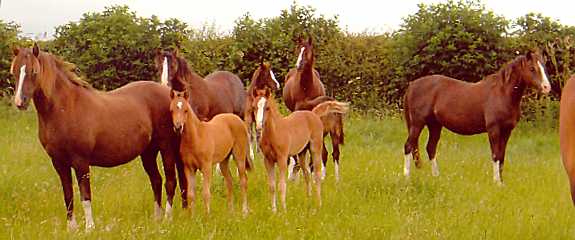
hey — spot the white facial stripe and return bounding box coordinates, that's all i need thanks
[10,59,15,75]
[161,57,168,86]
[537,61,550,87]
[296,47,305,67]
[15,65,26,103]
[176,101,183,109]
[270,70,280,88]
[256,97,267,128]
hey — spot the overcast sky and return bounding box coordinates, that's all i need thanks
[1,0,574,38]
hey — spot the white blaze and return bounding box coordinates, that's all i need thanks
[256,97,267,130]
[270,70,280,89]
[14,65,26,106]
[82,200,95,230]
[161,57,168,86]
[404,153,412,177]
[537,61,551,93]
[296,47,305,68]
[9,59,15,74]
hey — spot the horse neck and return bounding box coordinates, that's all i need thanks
[178,60,208,91]
[495,67,527,107]
[33,58,84,117]
[299,65,316,91]
[182,109,202,143]
[262,100,281,139]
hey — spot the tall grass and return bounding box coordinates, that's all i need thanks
[0,105,572,239]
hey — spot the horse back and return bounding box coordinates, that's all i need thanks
[204,71,247,118]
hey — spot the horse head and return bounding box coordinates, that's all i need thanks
[155,48,183,89]
[251,61,280,96]
[169,89,191,134]
[512,49,551,94]
[295,36,314,71]
[10,43,42,110]
[253,90,273,132]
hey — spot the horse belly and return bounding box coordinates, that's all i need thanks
[89,123,152,167]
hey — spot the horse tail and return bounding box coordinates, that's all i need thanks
[334,114,345,145]
[312,101,349,118]
[403,90,410,129]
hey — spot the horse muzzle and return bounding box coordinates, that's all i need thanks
[541,83,551,94]
[173,124,184,134]
[14,96,29,110]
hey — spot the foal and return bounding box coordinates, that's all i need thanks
[254,91,348,212]
[170,90,251,214]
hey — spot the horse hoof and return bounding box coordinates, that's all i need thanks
[67,219,79,232]
[85,222,95,232]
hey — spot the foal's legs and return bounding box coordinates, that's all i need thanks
[72,161,94,230]
[51,159,77,231]
[184,166,196,214]
[200,164,213,214]
[278,155,289,211]
[219,159,234,211]
[264,158,277,212]
[310,139,323,207]
[331,132,341,182]
[298,151,312,197]
[426,122,442,177]
[141,149,163,219]
[320,143,328,180]
[403,122,425,176]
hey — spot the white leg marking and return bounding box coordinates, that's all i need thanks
[215,163,222,175]
[164,201,173,218]
[270,70,280,89]
[537,61,551,93]
[255,97,267,130]
[154,202,162,219]
[334,162,340,182]
[161,57,168,85]
[321,163,326,180]
[404,153,412,177]
[431,158,439,176]
[287,157,296,181]
[296,47,305,68]
[67,215,79,231]
[249,142,255,160]
[493,161,502,185]
[14,65,26,106]
[82,200,95,230]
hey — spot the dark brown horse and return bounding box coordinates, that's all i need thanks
[559,75,575,205]
[403,50,551,184]
[154,49,246,121]
[244,62,280,156]
[10,44,181,231]
[282,37,345,181]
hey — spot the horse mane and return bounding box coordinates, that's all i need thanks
[45,53,93,89]
[482,55,528,85]
[172,55,203,91]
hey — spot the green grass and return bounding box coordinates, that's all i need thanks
[0,103,573,239]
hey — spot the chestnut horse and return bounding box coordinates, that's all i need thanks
[10,44,180,231]
[154,49,246,121]
[170,90,251,214]
[560,75,575,205]
[244,62,280,155]
[403,50,551,184]
[282,37,345,181]
[254,91,349,212]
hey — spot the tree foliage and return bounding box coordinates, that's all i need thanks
[0,21,21,97]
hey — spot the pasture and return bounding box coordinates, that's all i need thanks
[0,103,572,239]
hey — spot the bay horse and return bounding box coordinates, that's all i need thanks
[559,75,575,205]
[154,48,246,121]
[254,90,349,212]
[282,37,345,181]
[170,90,251,214]
[10,44,181,231]
[244,62,280,155]
[403,50,551,184]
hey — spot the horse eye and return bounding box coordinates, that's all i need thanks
[530,67,536,72]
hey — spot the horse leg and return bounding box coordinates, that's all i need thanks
[278,154,288,211]
[72,162,94,231]
[233,142,249,214]
[426,122,442,177]
[497,128,512,184]
[140,149,163,219]
[51,159,77,231]
[298,151,312,197]
[331,132,341,182]
[159,149,177,218]
[321,142,328,180]
[219,159,234,212]
[184,165,196,214]
[264,158,277,212]
[201,164,213,214]
[403,122,424,176]
[311,138,323,207]
[288,156,299,181]
[488,127,510,185]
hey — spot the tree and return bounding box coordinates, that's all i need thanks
[0,21,21,97]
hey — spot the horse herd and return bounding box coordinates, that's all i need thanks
[9,38,575,232]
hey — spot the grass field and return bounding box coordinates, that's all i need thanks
[0,103,573,239]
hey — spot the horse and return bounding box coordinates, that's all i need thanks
[170,90,251,214]
[282,37,346,181]
[154,48,246,121]
[244,62,280,155]
[559,75,575,205]
[403,50,551,184]
[10,44,181,231]
[253,90,349,212]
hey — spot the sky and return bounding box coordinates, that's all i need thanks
[1,0,575,39]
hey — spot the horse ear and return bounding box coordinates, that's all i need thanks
[170,89,175,99]
[32,43,40,57]
[12,46,19,56]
